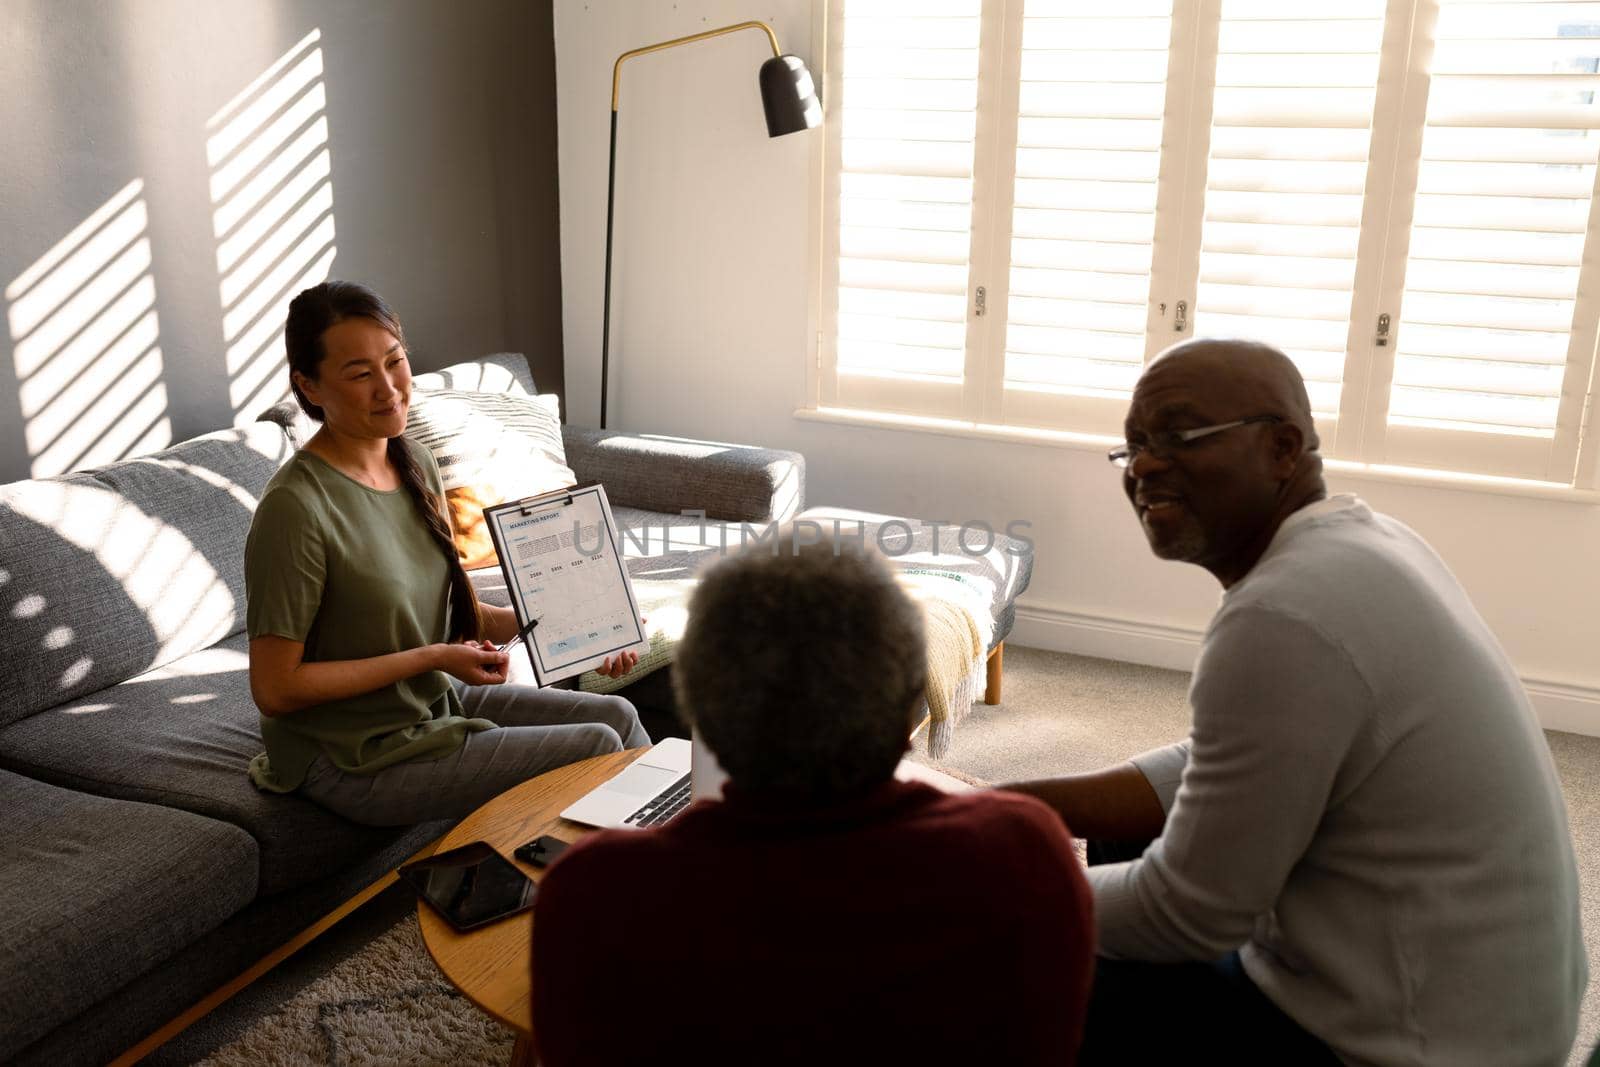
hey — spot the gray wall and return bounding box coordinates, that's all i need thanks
[0,0,564,483]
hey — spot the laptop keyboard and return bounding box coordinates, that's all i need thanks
[624,773,693,827]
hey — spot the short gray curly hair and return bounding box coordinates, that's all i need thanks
[673,532,926,801]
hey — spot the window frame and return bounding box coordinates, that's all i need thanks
[808,0,1600,490]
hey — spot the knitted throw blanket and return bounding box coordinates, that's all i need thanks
[578,567,993,757]
[900,568,994,757]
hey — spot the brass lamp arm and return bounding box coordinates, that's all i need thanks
[612,21,783,111]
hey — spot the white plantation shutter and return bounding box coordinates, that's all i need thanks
[1000,2,1173,411]
[822,0,985,417]
[1191,0,1388,424]
[1379,0,1600,480]
[814,0,1600,487]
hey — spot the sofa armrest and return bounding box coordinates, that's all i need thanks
[561,427,805,524]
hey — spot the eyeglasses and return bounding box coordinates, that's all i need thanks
[1108,414,1283,470]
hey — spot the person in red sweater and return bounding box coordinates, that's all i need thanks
[531,533,1094,1066]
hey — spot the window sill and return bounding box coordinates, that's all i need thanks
[793,406,1600,505]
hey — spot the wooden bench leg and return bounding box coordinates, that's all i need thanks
[984,642,1004,705]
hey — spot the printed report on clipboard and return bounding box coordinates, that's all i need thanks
[482,484,647,687]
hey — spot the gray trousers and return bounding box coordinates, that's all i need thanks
[298,680,649,826]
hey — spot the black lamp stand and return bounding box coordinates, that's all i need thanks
[599,20,821,429]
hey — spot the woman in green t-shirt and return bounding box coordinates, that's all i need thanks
[243,281,649,825]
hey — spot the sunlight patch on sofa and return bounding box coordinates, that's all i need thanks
[10,481,238,664]
[127,646,251,680]
[59,657,93,689]
[141,455,264,512]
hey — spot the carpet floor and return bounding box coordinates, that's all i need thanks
[187,917,512,1067]
[145,644,1599,1065]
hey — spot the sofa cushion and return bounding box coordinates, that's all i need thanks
[406,389,576,569]
[0,422,293,725]
[0,632,421,896]
[0,769,258,1061]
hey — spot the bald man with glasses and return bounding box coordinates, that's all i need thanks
[1005,339,1584,1065]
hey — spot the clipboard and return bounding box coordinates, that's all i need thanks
[482,483,648,687]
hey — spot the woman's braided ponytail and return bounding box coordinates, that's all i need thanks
[388,435,480,641]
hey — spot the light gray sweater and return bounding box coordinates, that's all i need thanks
[1090,495,1586,1066]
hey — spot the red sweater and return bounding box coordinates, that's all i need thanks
[531,780,1094,1066]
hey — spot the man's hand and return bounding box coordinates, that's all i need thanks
[436,640,512,686]
[593,649,639,679]
[999,762,1167,842]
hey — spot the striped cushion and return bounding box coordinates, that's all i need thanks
[406,390,576,569]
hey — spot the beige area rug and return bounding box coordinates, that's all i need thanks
[197,918,513,1067]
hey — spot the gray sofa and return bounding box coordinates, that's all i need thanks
[0,355,805,1066]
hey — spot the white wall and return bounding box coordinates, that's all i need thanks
[1,0,565,483]
[554,0,1600,735]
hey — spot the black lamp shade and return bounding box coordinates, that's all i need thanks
[760,54,822,137]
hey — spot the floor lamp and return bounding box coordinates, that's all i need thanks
[599,20,821,429]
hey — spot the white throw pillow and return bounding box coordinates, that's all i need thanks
[406,389,576,568]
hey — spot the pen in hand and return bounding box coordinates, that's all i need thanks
[485,633,520,681]
[498,616,538,655]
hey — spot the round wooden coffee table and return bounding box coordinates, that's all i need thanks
[414,747,647,1066]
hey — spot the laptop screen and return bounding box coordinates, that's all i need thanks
[690,729,728,801]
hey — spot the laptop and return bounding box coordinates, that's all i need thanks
[561,732,974,830]
[561,733,728,830]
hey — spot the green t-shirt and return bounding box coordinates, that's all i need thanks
[244,440,493,793]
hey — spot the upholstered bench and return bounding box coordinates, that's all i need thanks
[528,502,1033,753]
[793,505,1033,706]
